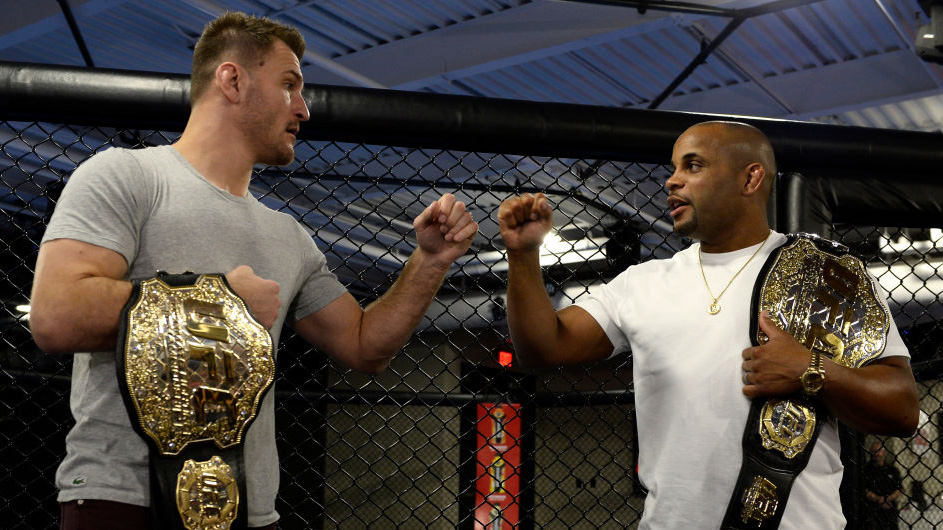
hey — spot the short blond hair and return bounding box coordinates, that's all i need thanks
[190,11,305,103]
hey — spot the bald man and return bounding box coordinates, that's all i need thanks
[497,121,917,529]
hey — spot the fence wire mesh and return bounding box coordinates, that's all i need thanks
[1,119,941,530]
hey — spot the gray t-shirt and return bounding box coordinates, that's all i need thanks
[43,145,347,527]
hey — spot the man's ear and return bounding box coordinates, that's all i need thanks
[742,162,766,197]
[215,62,243,104]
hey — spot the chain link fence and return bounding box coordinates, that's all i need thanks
[1,65,942,530]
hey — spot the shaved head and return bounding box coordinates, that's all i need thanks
[687,121,777,198]
[667,120,777,250]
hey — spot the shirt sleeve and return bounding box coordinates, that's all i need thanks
[870,273,911,360]
[286,222,348,323]
[41,148,151,266]
[575,271,631,356]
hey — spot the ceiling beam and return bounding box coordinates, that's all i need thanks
[646,0,824,108]
[56,0,95,67]
[335,0,678,89]
[0,0,116,51]
[561,0,737,17]
[679,21,795,114]
[644,48,943,121]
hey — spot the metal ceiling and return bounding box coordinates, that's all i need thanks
[1,0,942,131]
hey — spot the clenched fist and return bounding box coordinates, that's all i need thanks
[226,265,281,329]
[498,193,554,252]
[413,193,479,268]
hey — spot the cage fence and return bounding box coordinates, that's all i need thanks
[1,64,943,530]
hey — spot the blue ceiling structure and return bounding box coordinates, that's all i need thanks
[2,0,942,131]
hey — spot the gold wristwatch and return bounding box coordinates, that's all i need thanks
[800,350,826,396]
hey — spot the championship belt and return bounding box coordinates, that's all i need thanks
[720,234,891,529]
[116,272,275,530]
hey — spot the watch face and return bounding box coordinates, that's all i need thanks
[802,371,825,393]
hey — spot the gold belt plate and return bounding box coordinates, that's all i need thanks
[755,237,890,459]
[176,456,239,530]
[740,475,779,524]
[756,237,889,369]
[759,398,816,459]
[121,274,274,455]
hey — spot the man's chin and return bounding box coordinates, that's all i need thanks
[259,147,295,167]
[673,221,696,238]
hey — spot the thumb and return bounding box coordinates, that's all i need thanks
[413,202,435,231]
[758,311,784,339]
[227,264,252,279]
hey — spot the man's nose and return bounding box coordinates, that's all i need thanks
[665,171,681,192]
[295,93,310,122]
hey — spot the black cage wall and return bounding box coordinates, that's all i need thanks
[1,61,943,529]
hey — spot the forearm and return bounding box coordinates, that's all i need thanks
[506,249,565,367]
[822,357,918,436]
[357,247,451,369]
[30,275,132,354]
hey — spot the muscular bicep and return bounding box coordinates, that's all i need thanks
[516,305,614,368]
[559,305,615,362]
[848,355,915,397]
[870,355,912,375]
[291,292,372,370]
[824,354,918,436]
[30,238,131,353]
[35,238,128,284]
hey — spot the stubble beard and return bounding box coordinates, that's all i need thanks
[673,210,697,238]
[258,141,295,167]
[242,89,295,167]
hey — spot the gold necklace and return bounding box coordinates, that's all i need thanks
[697,231,772,315]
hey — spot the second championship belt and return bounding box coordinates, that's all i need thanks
[116,272,275,530]
[720,234,891,529]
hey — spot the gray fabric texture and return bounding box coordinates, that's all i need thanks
[43,145,348,527]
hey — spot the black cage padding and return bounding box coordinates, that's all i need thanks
[1,61,941,170]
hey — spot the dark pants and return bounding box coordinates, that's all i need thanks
[61,499,277,530]
[864,504,898,530]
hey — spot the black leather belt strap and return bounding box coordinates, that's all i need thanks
[720,236,821,528]
[720,398,824,529]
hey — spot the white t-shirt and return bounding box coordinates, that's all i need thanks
[576,232,909,530]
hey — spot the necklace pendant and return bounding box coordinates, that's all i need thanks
[708,301,721,315]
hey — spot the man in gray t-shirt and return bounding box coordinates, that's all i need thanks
[29,13,478,530]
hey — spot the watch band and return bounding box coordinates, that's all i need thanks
[802,350,825,396]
